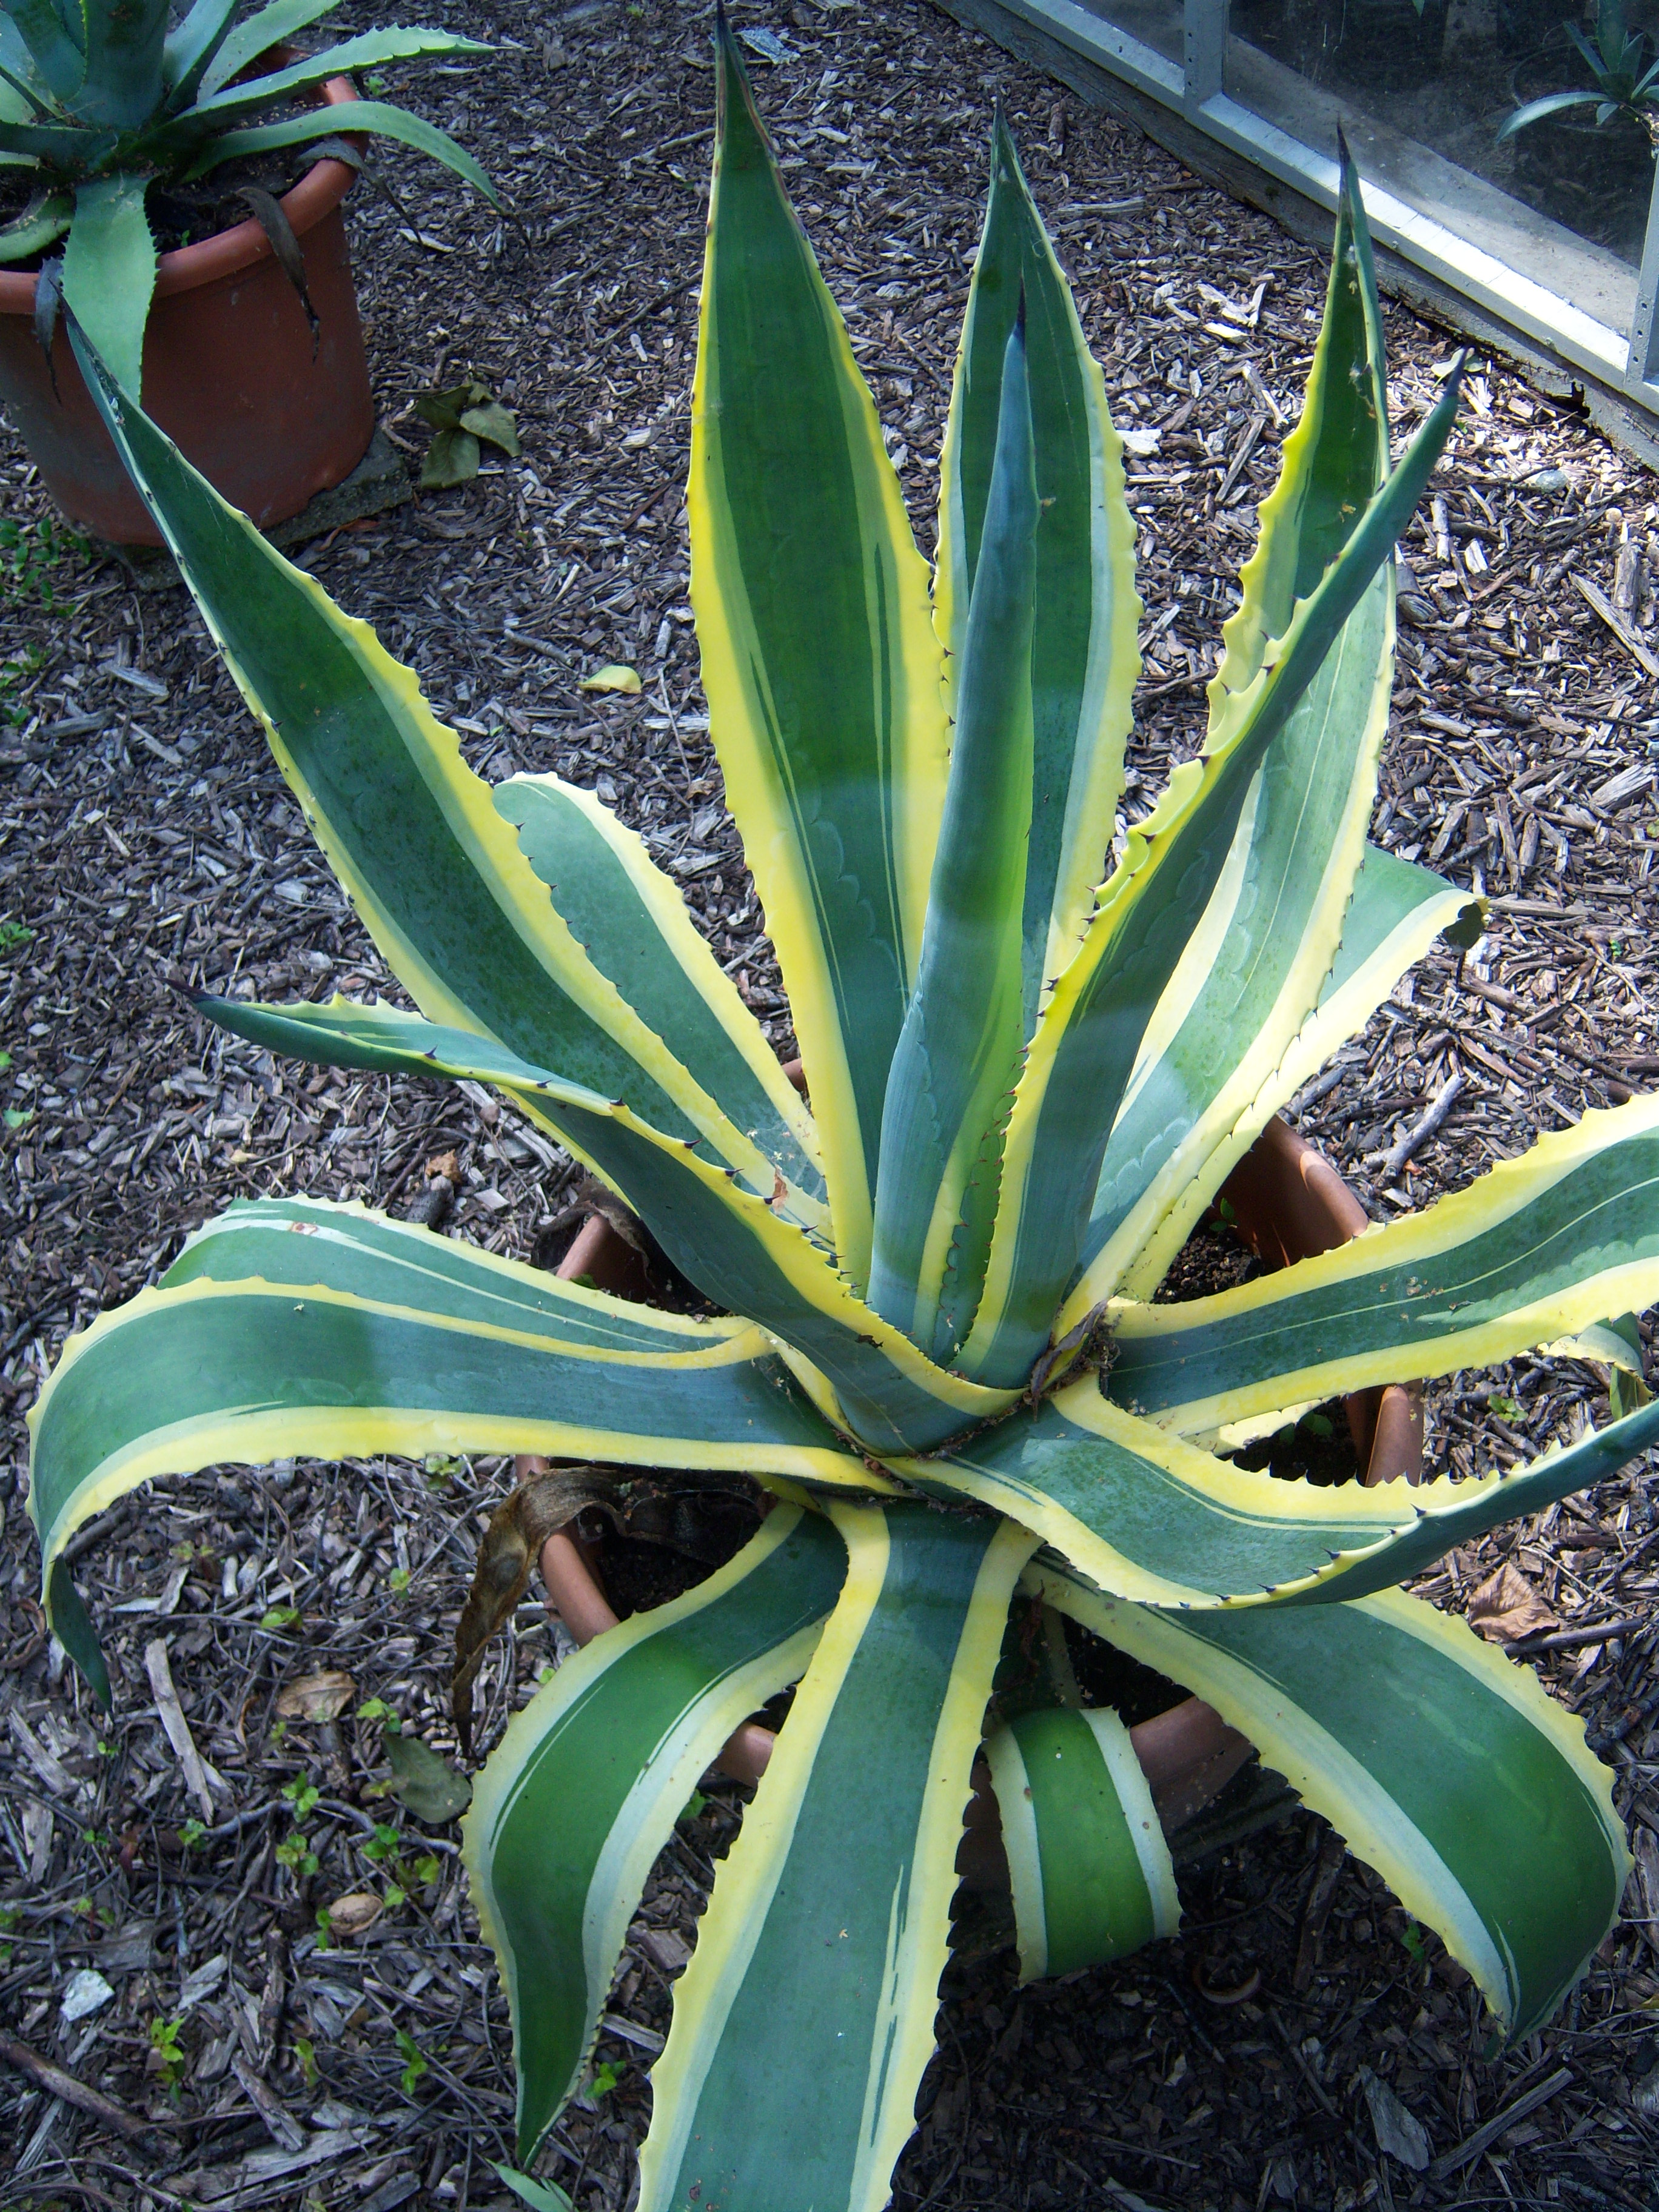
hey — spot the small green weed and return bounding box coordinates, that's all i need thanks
[149,2014,186,2086]
[0,515,89,611]
[395,2027,428,2094]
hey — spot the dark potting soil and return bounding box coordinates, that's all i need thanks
[0,146,345,275]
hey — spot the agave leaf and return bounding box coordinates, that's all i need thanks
[937,113,1139,1008]
[178,98,498,205]
[26,1193,883,1649]
[67,331,793,1203]
[61,171,156,396]
[181,28,491,125]
[1108,1091,1659,1435]
[189,0,347,101]
[960,372,1462,1389]
[465,1505,846,2162]
[1036,1564,1630,2040]
[2,0,84,104]
[75,0,169,129]
[1071,842,1479,1321]
[985,1705,1178,1982]
[868,315,1037,1362]
[691,20,949,1286]
[189,999,997,1452]
[495,775,822,1205]
[0,187,71,262]
[637,1506,1034,2212]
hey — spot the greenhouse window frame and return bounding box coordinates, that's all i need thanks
[968,0,1659,423]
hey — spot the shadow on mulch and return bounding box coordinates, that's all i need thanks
[2,0,1658,2207]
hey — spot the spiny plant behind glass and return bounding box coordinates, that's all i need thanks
[32,25,1659,2212]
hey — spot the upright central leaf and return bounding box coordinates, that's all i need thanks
[690,25,948,1288]
[870,317,1039,1361]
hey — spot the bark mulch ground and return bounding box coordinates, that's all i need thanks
[2,1,1659,2208]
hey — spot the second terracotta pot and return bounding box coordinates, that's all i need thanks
[0,63,374,545]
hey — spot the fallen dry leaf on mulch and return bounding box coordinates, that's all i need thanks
[1466,1560,1560,1643]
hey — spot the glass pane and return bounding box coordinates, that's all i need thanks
[1078,0,1184,66]
[1227,0,1652,324]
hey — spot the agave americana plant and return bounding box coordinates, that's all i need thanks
[0,0,497,393]
[32,28,1659,2210]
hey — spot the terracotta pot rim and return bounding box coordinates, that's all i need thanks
[0,61,361,317]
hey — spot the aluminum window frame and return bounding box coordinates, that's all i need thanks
[980,0,1659,420]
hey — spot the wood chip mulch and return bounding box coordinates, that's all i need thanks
[1,1,1657,2208]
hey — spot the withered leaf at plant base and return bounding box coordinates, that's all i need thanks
[384,1728,472,1823]
[452,1465,620,1753]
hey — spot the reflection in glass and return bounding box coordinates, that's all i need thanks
[1229,0,1658,266]
[1080,0,1185,66]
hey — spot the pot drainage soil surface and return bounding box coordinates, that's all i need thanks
[1,0,1657,2206]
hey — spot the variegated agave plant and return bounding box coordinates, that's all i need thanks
[30,26,1659,2210]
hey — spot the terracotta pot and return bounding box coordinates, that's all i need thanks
[0,59,374,546]
[1216,1116,1423,1485]
[529,1109,1419,1851]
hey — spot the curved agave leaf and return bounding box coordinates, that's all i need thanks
[198,991,826,1234]
[937,111,1140,1023]
[176,27,488,125]
[1074,844,1481,1319]
[692,21,948,1285]
[180,99,497,203]
[4,0,85,105]
[960,375,1463,1389]
[902,1379,1416,1606]
[985,1705,1178,1983]
[1109,1091,1659,1435]
[1035,1564,1629,2040]
[69,329,788,1192]
[192,998,1011,1456]
[638,1504,1035,2212]
[28,1196,888,1634]
[870,317,1037,1361]
[903,1367,1659,1610]
[186,0,346,101]
[464,1503,847,2162]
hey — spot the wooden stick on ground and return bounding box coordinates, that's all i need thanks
[0,2033,157,2143]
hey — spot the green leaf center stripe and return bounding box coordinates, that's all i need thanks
[1109,1095,1659,1427]
[689,26,948,1281]
[905,1382,1409,1607]
[463,1504,848,2160]
[1063,848,1478,1329]
[639,1505,1036,2212]
[936,116,1140,1008]
[986,1706,1177,1984]
[1034,1568,1629,2039]
[28,1276,880,1589]
[870,317,1038,1361]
